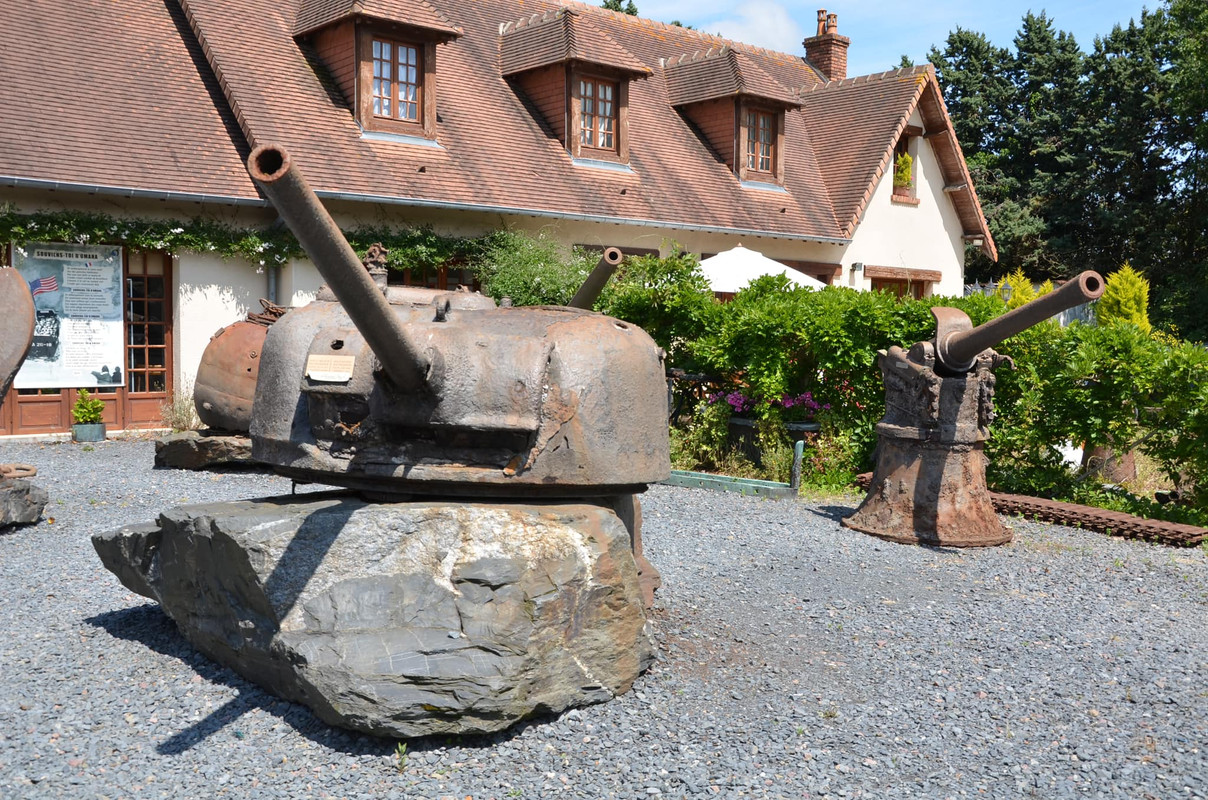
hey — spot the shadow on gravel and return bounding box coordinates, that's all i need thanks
[808,505,856,523]
[85,604,393,757]
[84,604,562,756]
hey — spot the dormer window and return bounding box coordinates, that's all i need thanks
[358,29,436,138]
[293,1,461,144]
[744,109,775,174]
[663,48,795,186]
[371,38,422,123]
[499,9,649,166]
[579,77,618,152]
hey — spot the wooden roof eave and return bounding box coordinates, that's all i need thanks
[916,72,996,260]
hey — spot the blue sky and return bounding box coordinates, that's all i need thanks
[636,0,1159,77]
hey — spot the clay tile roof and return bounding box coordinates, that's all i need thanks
[0,0,994,252]
[662,47,798,107]
[0,0,256,200]
[499,8,650,77]
[798,65,995,258]
[294,0,461,39]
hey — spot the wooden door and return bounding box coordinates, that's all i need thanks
[121,251,173,428]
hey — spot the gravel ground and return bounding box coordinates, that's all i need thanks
[1,437,1206,799]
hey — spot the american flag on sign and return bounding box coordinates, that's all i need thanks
[28,276,58,297]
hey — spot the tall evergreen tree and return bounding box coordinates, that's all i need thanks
[927,29,1013,157]
[1158,0,1208,339]
[1081,13,1177,273]
[928,3,1207,337]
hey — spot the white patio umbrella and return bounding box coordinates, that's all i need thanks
[698,245,826,293]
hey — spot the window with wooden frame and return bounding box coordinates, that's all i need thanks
[891,125,923,203]
[568,71,629,163]
[871,277,925,300]
[371,38,421,122]
[744,109,775,174]
[357,29,436,138]
[578,76,618,153]
[736,103,785,184]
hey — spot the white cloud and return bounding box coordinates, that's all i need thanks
[707,1,806,53]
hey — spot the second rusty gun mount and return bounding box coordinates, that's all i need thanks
[244,144,669,498]
[842,271,1104,547]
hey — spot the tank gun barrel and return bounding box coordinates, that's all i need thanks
[935,270,1104,372]
[568,248,623,310]
[247,144,427,393]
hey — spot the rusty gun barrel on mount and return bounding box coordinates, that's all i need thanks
[568,247,624,310]
[246,143,428,394]
[933,270,1104,372]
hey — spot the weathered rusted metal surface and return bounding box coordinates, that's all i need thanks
[937,271,1103,371]
[843,273,1104,547]
[0,464,37,479]
[243,144,670,497]
[0,268,36,401]
[569,247,623,309]
[194,301,288,432]
[855,473,1208,547]
[248,145,429,394]
[194,320,269,432]
[991,493,1208,547]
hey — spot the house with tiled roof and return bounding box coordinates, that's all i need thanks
[0,0,995,435]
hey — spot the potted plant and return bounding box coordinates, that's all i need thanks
[71,388,107,442]
[892,151,913,197]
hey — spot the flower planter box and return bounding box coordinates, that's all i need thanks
[726,417,820,466]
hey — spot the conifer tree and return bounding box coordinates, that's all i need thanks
[1097,263,1152,332]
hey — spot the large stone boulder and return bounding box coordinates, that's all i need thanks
[93,493,654,737]
[0,478,48,529]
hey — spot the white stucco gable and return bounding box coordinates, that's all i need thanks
[841,108,968,297]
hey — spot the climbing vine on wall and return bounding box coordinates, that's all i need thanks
[0,205,485,273]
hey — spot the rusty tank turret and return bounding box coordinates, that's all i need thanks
[227,144,668,498]
[842,272,1104,547]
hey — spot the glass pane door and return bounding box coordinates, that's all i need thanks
[125,252,169,394]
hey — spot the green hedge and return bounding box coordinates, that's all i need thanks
[591,252,1208,521]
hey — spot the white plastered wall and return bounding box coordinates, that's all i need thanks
[839,108,968,297]
[174,253,267,388]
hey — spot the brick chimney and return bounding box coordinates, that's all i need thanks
[803,9,850,82]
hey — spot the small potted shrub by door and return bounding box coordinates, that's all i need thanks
[71,388,107,442]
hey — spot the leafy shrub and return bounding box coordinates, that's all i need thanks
[688,281,1003,472]
[594,248,719,371]
[470,230,592,306]
[71,388,105,425]
[592,257,1206,516]
[893,152,913,188]
[1140,339,1208,507]
[997,266,1037,309]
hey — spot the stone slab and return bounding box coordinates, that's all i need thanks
[93,492,654,738]
[154,430,255,470]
